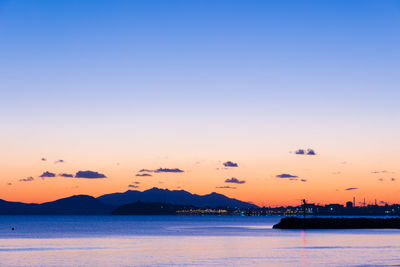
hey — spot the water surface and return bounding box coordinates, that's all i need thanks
[0,216,399,266]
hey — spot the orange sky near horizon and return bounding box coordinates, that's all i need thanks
[1,149,399,207]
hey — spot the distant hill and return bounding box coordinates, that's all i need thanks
[98,187,258,209]
[0,195,112,215]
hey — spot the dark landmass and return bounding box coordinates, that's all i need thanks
[0,188,256,215]
[265,202,400,216]
[1,187,399,216]
[0,195,112,215]
[273,217,400,229]
[98,187,257,209]
[112,202,194,215]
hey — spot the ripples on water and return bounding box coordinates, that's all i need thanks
[0,216,399,266]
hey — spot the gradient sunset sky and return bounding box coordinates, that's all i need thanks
[1,0,399,206]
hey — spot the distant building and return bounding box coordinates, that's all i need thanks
[325,204,344,212]
[346,201,353,208]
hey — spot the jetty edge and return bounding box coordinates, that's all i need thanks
[273,217,400,229]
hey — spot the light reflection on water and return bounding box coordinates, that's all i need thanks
[0,216,399,266]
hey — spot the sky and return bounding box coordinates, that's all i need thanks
[0,0,399,206]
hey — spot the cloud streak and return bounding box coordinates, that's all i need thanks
[39,171,56,178]
[225,177,246,184]
[19,176,34,182]
[154,168,184,173]
[59,173,74,177]
[345,187,358,191]
[276,173,298,178]
[136,173,152,177]
[223,161,238,167]
[138,168,184,173]
[216,186,236,189]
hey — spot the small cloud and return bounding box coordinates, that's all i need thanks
[59,173,74,178]
[378,178,384,182]
[132,181,140,184]
[19,176,34,182]
[154,168,184,173]
[345,187,358,191]
[300,179,307,182]
[39,171,56,178]
[138,169,153,173]
[55,159,64,164]
[306,149,316,155]
[7,182,12,186]
[294,149,316,155]
[75,171,106,179]
[223,161,238,167]
[41,158,47,161]
[216,186,237,189]
[128,184,139,188]
[276,173,298,179]
[295,149,305,155]
[225,177,246,184]
[136,173,152,177]
[391,178,396,181]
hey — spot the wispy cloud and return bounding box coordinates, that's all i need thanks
[216,186,236,189]
[345,187,358,191]
[276,173,298,178]
[41,158,46,161]
[19,176,34,182]
[39,171,56,178]
[136,173,152,177]
[223,161,238,167]
[154,168,184,173]
[138,168,184,173]
[128,184,139,188]
[59,173,74,177]
[225,177,246,184]
[55,159,64,164]
[138,169,153,173]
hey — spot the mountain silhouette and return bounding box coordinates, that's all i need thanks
[0,195,112,214]
[0,188,257,214]
[98,187,258,209]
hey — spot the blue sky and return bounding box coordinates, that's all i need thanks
[0,0,399,204]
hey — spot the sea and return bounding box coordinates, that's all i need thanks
[0,215,399,267]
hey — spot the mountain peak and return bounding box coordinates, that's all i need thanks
[98,188,258,209]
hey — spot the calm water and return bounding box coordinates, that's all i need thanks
[0,216,399,266]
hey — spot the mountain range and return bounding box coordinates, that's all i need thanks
[0,187,258,214]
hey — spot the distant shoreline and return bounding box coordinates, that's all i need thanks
[273,217,400,229]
